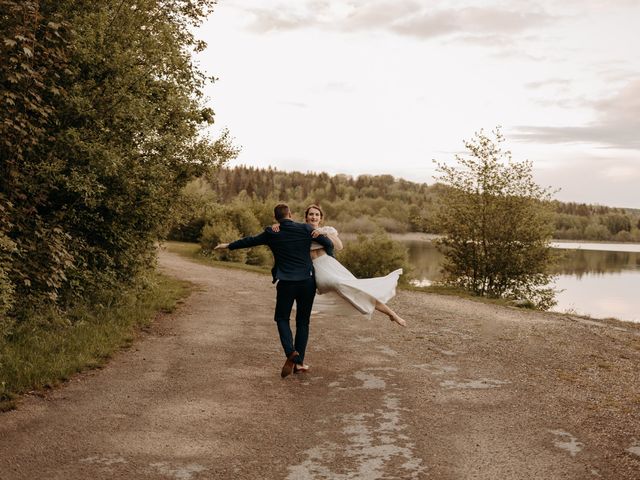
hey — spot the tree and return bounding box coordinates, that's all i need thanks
[433,128,556,309]
[1,0,235,317]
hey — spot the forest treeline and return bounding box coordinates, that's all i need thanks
[170,165,640,243]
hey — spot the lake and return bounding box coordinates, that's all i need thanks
[404,240,640,323]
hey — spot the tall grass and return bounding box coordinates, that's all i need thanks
[0,273,190,412]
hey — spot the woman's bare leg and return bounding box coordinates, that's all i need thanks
[375,301,406,327]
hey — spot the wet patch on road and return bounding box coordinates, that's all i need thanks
[80,454,127,466]
[149,461,207,480]
[288,369,427,479]
[287,393,426,479]
[412,362,458,376]
[626,439,640,457]
[440,378,509,389]
[549,430,584,457]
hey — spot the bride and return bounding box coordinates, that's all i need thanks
[275,204,406,327]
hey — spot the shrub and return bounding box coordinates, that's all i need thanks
[614,230,632,242]
[200,222,247,263]
[340,216,378,234]
[246,246,273,266]
[375,216,409,234]
[337,232,411,282]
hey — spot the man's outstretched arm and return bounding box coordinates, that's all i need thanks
[214,230,269,250]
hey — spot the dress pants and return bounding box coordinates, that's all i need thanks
[274,277,316,363]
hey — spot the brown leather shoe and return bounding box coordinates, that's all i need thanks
[281,351,300,378]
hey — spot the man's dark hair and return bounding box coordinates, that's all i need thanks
[274,203,290,221]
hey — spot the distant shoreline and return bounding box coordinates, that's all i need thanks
[340,232,640,251]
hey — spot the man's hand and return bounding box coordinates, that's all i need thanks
[214,243,229,250]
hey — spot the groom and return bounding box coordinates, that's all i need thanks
[214,203,333,378]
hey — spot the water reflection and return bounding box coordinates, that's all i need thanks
[404,240,640,323]
[551,249,640,278]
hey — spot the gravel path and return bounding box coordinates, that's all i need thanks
[1,250,639,479]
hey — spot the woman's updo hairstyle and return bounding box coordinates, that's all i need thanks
[304,204,324,220]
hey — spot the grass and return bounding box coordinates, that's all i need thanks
[0,272,191,412]
[163,241,272,276]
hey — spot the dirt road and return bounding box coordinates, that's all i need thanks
[1,250,640,479]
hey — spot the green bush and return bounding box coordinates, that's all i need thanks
[337,232,411,282]
[246,246,273,266]
[200,221,247,263]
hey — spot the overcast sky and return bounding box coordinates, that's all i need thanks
[196,0,640,208]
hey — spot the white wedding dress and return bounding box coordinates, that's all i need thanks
[311,227,402,319]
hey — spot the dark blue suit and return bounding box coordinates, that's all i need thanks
[229,219,333,363]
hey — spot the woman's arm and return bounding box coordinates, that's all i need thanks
[312,226,343,251]
[327,233,343,251]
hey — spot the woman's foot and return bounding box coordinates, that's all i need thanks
[390,314,406,327]
[294,364,310,374]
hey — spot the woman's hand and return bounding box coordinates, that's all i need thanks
[214,243,229,250]
[311,229,325,238]
[271,223,280,233]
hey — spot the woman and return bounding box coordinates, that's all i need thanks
[275,205,406,327]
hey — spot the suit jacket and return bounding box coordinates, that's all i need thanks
[228,219,333,282]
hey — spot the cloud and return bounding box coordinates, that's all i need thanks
[525,78,571,89]
[514,79,640,150]
[278,101,308,108]
[322,81,355,93]
[391,7,555,39]
[243,1,557,40]
[245,8,315,32]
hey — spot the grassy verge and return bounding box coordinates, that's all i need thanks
[163,241,271,276]
[0,272,191,412]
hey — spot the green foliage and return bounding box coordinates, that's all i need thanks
[171,165,640,244]
[0,231,16,322]
[197,166,438,236]
[552,202,640,241]
[197,202,273,266]
[433,128,557,309]
[246,246,273,266]
[0,1,235,324]
[584,223,610,241]
[200,221,247,263]
[337,232,411,282]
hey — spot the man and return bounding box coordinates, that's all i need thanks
[214,203,333,378]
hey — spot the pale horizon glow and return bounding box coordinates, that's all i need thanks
[196,0,640,208]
